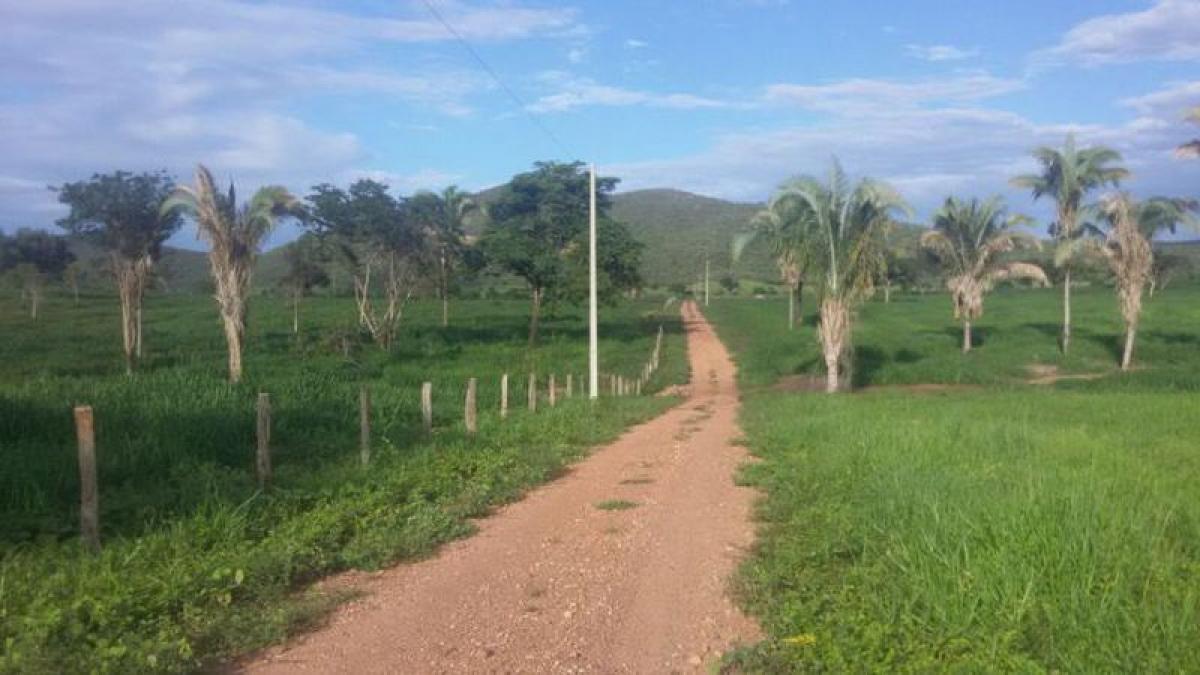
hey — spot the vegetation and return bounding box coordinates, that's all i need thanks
[482,161,642,345]
[920,196,1047,352]
[0,294,686,673]
[0,229,75,320]
[705,288,1200,672]
[758,161,910,392]
[55,171,182,373]
[409,186,479,328]
[1011,134,1129,354]
[163,166,301,383]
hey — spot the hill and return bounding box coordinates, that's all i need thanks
[609,189,774,287]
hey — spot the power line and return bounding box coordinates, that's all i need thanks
[420,0,574,159]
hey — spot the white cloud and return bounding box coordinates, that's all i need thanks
[1120,80,1200,116]
[764,74,1024,114]
[624,39,649,49]
[611,90,1200,220]
[1033,0,1200,67]
[527,76,738,113]
[905,44,979,62]
[0,0,582,231]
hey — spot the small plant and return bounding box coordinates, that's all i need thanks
[594,499,639,511]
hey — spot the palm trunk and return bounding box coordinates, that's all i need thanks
[72,285,79,306]
[223,317,244,384]
[1121,323,1136,371]
[818,297,850,393]
[292,293,300,335]
[796,280,803,326]
[1061,267,1072,354]
[135,301,143,360]
[29,290,39,320]
[528,287,542,347]
[962,319,972,353]
[440,251,449,328]
[884,282,892,304]
[787,285,795,330]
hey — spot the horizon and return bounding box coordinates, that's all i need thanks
[2,0,1199,250]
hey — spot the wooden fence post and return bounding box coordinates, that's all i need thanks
[465,378,477,435]
[528,373,537,412]
[548,374,556,407]
[359,385,371,466]
[500,373,509,419]
[256,393,271,488]
[421,382,433,434]
[74,406,100,554]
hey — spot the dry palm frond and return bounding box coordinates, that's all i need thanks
[163,165,299,382]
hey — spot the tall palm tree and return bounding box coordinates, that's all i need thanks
[768,161,910,392]
[921,196,1049,353]
[1092,194,1197,370]
[1176,107,1200,159]
[1011,134,1128,353]
[163,165,300,383]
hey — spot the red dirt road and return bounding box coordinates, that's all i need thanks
[246,301,760,673]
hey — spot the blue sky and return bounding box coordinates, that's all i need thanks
[2,0,1199,248]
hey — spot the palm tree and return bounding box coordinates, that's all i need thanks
[739,198,810,330]
[1011,134,1128,354]
[431,186,477,327]
[920,197,1049,353]
[163,165,300,383]
[767,161,910,392]
[1176,107,1200,159]
[1092,194,1197,370]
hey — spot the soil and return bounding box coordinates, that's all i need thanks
[242,300,761,674]
[1025,363,1108,385]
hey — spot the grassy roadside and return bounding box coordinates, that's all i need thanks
[0,295,688,673]
[705,288,1200,671]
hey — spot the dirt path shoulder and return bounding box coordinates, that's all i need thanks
[245,300,760,673]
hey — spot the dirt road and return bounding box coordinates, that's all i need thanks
[246,301,759,673]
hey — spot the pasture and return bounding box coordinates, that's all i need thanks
[0,292,686,673]
[706,287,1200,671]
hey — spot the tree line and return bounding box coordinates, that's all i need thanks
[5,162,641,383]
[740,134,1198,392]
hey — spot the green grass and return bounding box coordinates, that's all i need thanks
[0,291,687,673]
[594,499,639,511]
[705,286,1200,672]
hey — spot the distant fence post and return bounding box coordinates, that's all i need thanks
[566,373,573,398]
[500,373,509,419]
[256,393,271,488]
[465,378,478,435]
[359,385,371,466]
[421,382,433,434]
[528,373,537,412]
[548,374,557,407]
[74,405,100,554]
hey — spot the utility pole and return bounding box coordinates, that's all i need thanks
[704,257,710,306]
[588,163,599,400]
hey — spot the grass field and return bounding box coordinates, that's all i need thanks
[705,287,1200,672]
[0,292,687,673]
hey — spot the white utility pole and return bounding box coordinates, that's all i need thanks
[704,257,710,306]
[588,163,599,399]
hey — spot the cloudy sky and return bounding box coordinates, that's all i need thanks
[2,0,1199,246]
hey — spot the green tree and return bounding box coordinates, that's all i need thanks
[2,229,75,320]
[407,186,478,327]
[1011,134,1128,353]
[55,171,181,372]
[482,161,641,345]
[279,233,330,335]
[163,165,301,383]
[768,161,910,392]
[920,197,1049,353]
[304,179,425,350]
